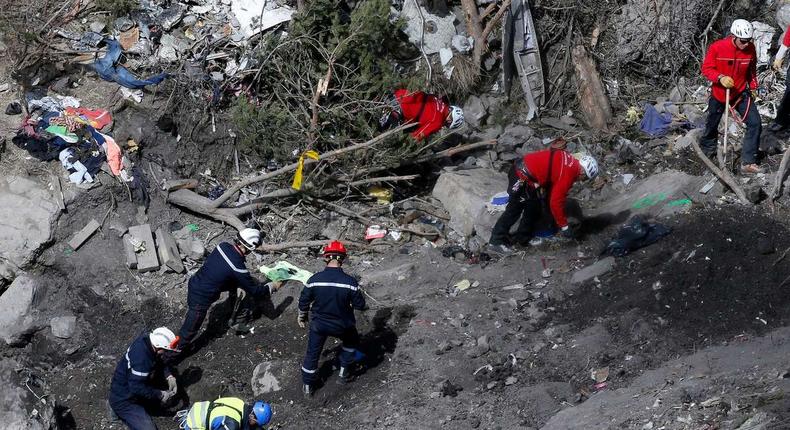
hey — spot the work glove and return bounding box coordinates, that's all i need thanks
[160,389,176,403]
[774,58,785,72]
[166,375,177,393]
[297,311,308,329]
[719,75,735,89]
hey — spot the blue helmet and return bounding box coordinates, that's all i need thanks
[252,401,272,426]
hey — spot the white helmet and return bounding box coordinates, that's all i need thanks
[730,19,753,39]
[149,327,180,351]
[578,154,599,179]
[237,228,261,251]
[448,106,464,129]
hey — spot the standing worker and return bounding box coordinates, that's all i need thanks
[170,228,282,360]
[298,240,366,397]
[109,327,181,430]
[182,397,272,430]
[770,22,790,132]
[379,89,464,141]
[488,148,599,254]
[700,19,764,174]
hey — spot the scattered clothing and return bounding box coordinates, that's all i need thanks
[59,148,93,184]
[65,107,113,129]
[94,39,169,89]
[603,216,671,257]
[639,104,672,137]
[5,101,22,115]
[12,133,60,161]
[102,133,123,175]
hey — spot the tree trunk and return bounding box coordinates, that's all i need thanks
[572,45,612,131]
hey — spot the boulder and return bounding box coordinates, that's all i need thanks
[0,176,60,271]
[498,124,534,151]
[571,257,616,284]
[50,315,77,339]
[251,361,289,396]
[590,170,719,220]
[0,359,56,429]
[432,169,508,237]
[463,95,488,128]
[360,263,416,286]
[0,275,40,345]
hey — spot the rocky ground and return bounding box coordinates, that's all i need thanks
[5,15,790,430]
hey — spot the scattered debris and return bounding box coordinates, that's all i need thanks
[68,219,100,251]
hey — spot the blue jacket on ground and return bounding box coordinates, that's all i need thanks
[187,242,270,307]
[109,334,171,404]
[299,267,365,328]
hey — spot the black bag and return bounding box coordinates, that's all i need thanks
[603,216,671,257]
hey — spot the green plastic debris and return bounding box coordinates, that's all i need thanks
[259,261,313,285]
[187,224,200,232]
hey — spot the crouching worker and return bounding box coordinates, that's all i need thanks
[109,327,180,430]
[169,228,282,361]
[180,397,272,430]
[379,89,464,141]
[298,240,366,397]
[488,149,599,254]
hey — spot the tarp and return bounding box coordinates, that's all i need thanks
[639,103,672,137]
[259,261,313,285]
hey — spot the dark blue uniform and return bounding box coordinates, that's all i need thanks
[176,242,272,352]
[109,334,171,430]
[299,266,365,385]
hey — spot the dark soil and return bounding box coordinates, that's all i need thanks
[556,205,790,367]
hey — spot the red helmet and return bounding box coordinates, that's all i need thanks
[323,240,347,258]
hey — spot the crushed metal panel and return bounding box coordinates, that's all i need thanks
[400,1,456,55]
[511,0,545,120]
[502,7,515,98]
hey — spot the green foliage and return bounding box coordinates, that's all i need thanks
[95,0,136,17]
[231,0,421,164]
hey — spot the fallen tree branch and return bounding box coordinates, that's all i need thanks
[211,123,414,208]
[699,0,727,42]
[691,140,751,204]
[769,145,790,202]
[347,174,419,187]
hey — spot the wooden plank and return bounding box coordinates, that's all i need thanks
[52,176,66,211]
[68,219,100,250]
[122,233,138,269]
[155,227,185,274]
[128,224,159,272]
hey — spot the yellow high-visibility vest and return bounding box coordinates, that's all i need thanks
[207,397,245,427]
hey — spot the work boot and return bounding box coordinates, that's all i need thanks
[741,163,765,175]
[302,384,313,398]
[487,243,513,255]
[337,367,353,385]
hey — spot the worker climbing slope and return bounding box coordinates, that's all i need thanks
[108,327,180,430]
[298,240,366,397]
[488,148,599,254]
[169,228,282,361]
[379,88,464,141]
[700,19,764,174]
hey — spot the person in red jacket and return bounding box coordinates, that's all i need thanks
[379,89,464,141]
[700,19,764,174]
[488,148,599,254]
[770,24,790,132]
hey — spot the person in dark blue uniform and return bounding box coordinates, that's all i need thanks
[170,228,282,360]
[109,327,180,430]
[298,240,366,397]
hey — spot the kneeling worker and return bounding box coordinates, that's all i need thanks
[379,89,464,141]
[171,228,282,359]
[183,397,272,430]
[298,240,366,397]
[488,148,599,253]
[109,327,180,430]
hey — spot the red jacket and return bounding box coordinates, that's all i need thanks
[515,149,581,229]
[701,35,758,103]
[394,89,449,141]
[783,26,790,47]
